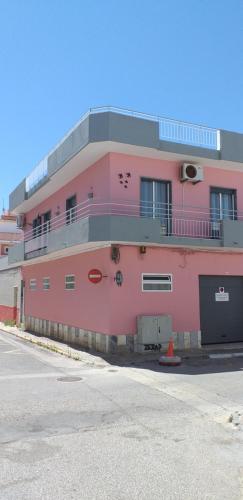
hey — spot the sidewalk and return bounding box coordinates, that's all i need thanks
[1,322,243,367]
[0,322,109,368]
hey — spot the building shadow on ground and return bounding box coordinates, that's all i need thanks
[25,329,243,376]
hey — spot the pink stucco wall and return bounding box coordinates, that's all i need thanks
[109,152,243,214]
[23,245,243,337]
[24,154,111,230]
[23,248,111,334]
[24,151,243,230]
[109,245,243,335]
[22,151,243,339]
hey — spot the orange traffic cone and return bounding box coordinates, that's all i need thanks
[166,338,174,357]
[159,337,181,367]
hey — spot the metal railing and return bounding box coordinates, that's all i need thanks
[159,117,220,150]
[26,157,48,193]
[24,106,221,193]
[92,106,221,150]
[17,199,232,256]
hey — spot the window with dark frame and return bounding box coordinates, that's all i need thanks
[65,275,75,290]
[210,187,237,238]
[32,215,42,238]
[210,187,237,221]
[66,195,77,225]
[140,178,172,235]
[43,211,51,233]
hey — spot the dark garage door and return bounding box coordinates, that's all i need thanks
[199,276,243,344]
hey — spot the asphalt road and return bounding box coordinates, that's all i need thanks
[0,329,243,500]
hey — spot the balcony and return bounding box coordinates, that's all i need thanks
[9,198,243,264]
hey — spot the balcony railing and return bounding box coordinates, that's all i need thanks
[17,199,230,256]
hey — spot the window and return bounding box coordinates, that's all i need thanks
[32,215,42,238]
[32,211,51,238]
[66,195,77,225]
[29,279,37,290]
[140,178,171,234]
[65,275,75,290]
[210,188,237,221]
[142,274,172,292]
[43,277,50,290]
[43,211,51,233]
[3,246,9,255]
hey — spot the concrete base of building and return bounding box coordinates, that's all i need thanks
[24,315,202,354]
[134,331,201,353]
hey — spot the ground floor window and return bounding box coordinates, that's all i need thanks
[43,277,50,290]
[29,279,37,290]
[65,275,75,290]
[142,273,172,291]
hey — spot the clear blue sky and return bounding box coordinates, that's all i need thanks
[1,0,243,209]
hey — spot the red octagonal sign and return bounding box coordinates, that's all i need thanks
[88,269,103,284]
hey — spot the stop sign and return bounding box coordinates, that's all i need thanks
[88,269,103,284]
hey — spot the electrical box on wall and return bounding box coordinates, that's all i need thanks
[135,315,172,353]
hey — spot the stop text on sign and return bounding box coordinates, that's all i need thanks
[88,269,103,284]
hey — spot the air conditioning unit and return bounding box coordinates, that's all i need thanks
[180,163,204,183]
[16,214,26,229]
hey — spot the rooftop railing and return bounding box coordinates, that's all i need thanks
[24,107,221,194]
[25,157,48,194]
[92,106,221,151]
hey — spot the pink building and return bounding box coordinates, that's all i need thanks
[8,107,243,352]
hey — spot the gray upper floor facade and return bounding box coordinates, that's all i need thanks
[9,107,243,212]
[8,107,243,265]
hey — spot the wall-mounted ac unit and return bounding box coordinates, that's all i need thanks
[16,214,26,229]
[180,163,204,183]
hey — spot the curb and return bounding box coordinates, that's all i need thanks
[0,323,109,368]
[1,323,243,365]
[209,353,243,359]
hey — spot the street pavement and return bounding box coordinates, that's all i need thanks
[0,329,243,500]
